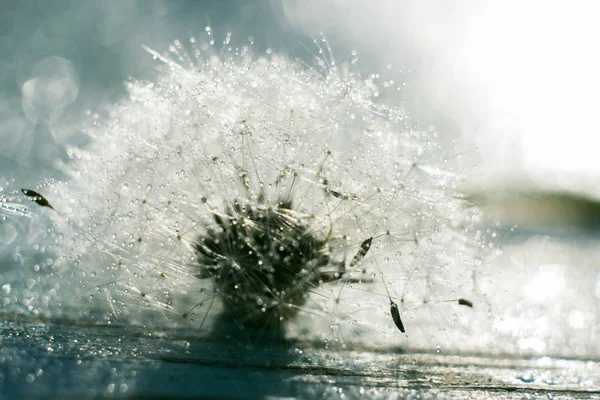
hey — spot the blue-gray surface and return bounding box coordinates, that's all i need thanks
[1,318,599,399]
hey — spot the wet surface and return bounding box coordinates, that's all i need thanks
[1,320,598,399]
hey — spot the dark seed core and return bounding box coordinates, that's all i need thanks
[193,198,338,327]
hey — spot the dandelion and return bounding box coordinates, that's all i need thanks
[1,33,484,351]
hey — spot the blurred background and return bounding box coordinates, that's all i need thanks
[0,0,308,187]
[2,1,600,397]
[4,0,600,196]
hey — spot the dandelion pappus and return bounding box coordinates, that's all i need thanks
[5,34,484,353]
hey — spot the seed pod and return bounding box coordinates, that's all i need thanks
[457,298,473,308]
[390,300,405,333]
[381,271,406,333]
[21,189,56,211]
[349,237,373,269]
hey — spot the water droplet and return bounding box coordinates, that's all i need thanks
[1,284,11,295]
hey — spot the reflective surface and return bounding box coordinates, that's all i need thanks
[1,320,599,399]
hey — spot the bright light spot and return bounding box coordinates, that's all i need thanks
[493,317,521,335]
[460,1,600,175]
[524,264,564,302]
[0,223,18,245]
[568,310,586,329]
[518,337,546,353]
[2,283,11,295]
[536,356,552,367]
[20,56,79,123]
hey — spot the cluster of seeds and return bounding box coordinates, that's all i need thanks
[1,33,484,350]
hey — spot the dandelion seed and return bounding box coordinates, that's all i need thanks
[349,237,373,269]
[457,298,473,308]
[441,298,474,308]
[381,273,405,333]
[20,189,56,212]
[390,300,405,333]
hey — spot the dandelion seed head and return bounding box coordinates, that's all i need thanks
[1,34,484,350]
